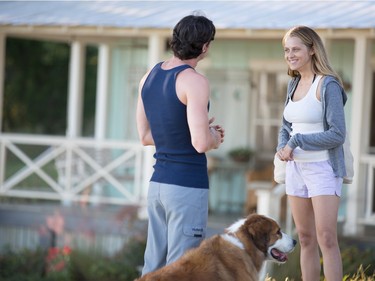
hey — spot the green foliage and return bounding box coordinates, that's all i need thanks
[82,45,98,136]
[1,237,373,281]
[0,247,46,281]
[268,237,375,280]
[343,265,375,281]
[0,239,146,281]
[4,38,69,134]
[341,244,375,278]
[4,38,97,135]
[69,239,145,281]
[228,147,254,162]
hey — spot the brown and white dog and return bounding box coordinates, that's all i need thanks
[135,213,296,281]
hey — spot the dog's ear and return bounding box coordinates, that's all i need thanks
[247,215,272,254]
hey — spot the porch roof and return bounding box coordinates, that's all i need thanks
[1,1,375,30]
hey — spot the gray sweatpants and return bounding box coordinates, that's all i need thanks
[141,181,209,275]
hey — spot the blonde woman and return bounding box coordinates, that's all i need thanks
[277,26,348,281]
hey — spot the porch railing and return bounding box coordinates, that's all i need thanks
[0,134,144,205]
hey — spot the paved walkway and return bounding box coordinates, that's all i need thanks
[207,211,243,236]
[1,203,374,253]
[0,202,243,252]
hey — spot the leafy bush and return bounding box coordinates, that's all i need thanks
[0,239,146,281]
[228,147,254,162]
[69,238,145,281]
[0,247,46,281]
[1,237,373,281]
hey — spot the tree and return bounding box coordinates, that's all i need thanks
[3,38,97,136]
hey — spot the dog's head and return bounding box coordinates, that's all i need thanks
[226,214,296,264]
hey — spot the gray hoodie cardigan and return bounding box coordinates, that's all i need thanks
[277,75,348,178]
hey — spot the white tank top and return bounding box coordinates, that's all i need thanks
[283,75,329,162]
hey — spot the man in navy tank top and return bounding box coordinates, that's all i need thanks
[136,12,225,275]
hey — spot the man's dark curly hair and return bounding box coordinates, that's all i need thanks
[170,14,215,60]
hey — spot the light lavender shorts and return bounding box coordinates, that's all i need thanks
[285,160,343,198]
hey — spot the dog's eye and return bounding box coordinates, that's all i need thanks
[277,229,282,236]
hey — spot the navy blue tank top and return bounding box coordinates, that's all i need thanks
[141,62,209,189]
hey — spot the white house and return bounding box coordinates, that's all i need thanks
[0,1,375,238]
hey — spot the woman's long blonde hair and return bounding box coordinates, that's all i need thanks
[282,26,343,87]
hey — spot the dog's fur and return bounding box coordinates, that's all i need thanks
[135,214,296,281]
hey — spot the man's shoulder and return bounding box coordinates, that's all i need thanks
[178,68,208,84]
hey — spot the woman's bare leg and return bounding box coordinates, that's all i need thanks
[312,195,342,281]
[289,195,321,281]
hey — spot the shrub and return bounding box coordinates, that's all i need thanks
[0,247,46,281]
[0,239,146,281]
[69,238,145,281]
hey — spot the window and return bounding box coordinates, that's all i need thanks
[251,70,289,159]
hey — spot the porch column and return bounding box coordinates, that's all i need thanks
[67,41,85,138]
[90,44,111,205]
[65,41,85,204]
[0,33,5,133]
[343,36,371,236]
[139,34,164,218]
[95,44,110,140]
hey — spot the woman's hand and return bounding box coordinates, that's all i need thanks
[277,144,294,161]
